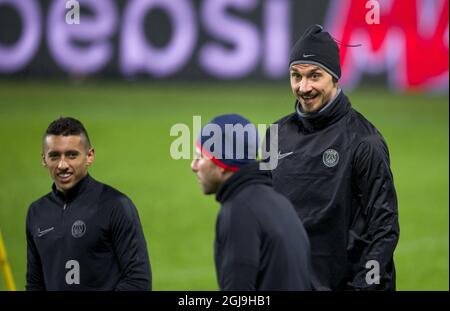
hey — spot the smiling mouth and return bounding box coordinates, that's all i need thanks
[300,94,317,101]
[57,172,73,182]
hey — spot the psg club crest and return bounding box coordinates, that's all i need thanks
[71,220,86,238]
[322,149,339,168]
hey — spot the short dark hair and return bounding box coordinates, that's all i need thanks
[43,117,91,151]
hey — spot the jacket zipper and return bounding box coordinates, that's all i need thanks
[62,202,68,233]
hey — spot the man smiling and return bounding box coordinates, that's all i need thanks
[26,117,151,290]
[265,25,400,290]
[290,64,338,113]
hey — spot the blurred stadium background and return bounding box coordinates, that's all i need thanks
[0,0,448,290]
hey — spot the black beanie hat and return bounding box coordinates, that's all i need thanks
[196,114,259,172]
[289,24,341,80]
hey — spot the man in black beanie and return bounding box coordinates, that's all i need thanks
[265,25,399,290]
[191,114,311,291]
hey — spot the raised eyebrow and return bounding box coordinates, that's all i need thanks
[308,67,324,75]
[290,66,323,74]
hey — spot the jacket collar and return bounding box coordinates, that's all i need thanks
[215,162,272,203]
[52,173,93,203]
[295,88,350,132]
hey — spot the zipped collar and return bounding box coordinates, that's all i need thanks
[294,88,351,133]
[215,162,272,203]
[51,174,92,203]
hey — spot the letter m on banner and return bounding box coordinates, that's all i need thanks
[325,0,449,92]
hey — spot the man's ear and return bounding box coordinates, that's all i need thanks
[86,148,95,166]
[218,166,228,176]
[41,153,47,167]
[218,167,234,180]
[333,77,339,86]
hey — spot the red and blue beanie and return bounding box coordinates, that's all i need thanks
[195,114,259,172]
[289,24,341,80]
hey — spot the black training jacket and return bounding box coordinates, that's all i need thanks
[214,162,311,291]
[266,90,399,290]
[26,174,151,291]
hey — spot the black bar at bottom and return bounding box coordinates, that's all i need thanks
[0,291,448,310]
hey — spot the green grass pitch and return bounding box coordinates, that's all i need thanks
[0,81,447,290]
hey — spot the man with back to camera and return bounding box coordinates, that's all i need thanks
[191,114,311,291]
[26,117,151,290]
[264,25,400,290]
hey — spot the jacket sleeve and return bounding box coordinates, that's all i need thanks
[217,204,260,291]
[25,206,45,291]
[350,135,400,290]
[110,196,152,291]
